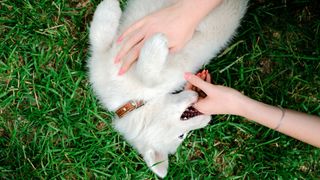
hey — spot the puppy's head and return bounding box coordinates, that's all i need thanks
[114,90,211,178]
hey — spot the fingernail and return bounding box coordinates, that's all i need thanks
[184,72,192,80]
[118,67,125,76]
[117,36,123,44]
[200,71,204,78]
[114,55,120,64]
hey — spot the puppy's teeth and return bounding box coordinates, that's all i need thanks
[181,106,203,120]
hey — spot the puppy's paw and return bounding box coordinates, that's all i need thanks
[140,33,169,62]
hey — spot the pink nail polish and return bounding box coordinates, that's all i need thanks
[117,36,123,44]
[114,55,120,64]
[118,68,125,76]
[184,72,192,80]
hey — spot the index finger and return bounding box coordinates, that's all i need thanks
[118,19,144,43]
[184,72,212,94]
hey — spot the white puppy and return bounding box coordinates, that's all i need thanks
[88,0,248,177]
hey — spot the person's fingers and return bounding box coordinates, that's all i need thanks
[184,72,212,93]
[115,30,145,63]
[195,70,209,97]
[117,20,145,43]
[196,72,201,78]
[192,98,212,115]
[168,39,183,53]
[185,72,202,93]
[184,82,193,90]
[169,47,177,53]
[205,70,211,83]
[169,45,182,54]
[201,70,206,80]
[118,42,143,75]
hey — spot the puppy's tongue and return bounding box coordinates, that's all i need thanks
[180,106,203,120]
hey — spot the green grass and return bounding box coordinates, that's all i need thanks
[1,0,319,179]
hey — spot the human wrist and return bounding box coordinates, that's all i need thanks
[229,91,254,117]
[235,95,270,121]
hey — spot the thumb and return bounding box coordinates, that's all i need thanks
[184,72,211,93]
[192,98,213,115]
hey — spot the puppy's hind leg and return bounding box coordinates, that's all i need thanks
[90,0,121,53]
[135,33,169,86]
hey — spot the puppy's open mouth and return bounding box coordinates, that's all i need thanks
[180,70,210,121]
[181,106,203,120]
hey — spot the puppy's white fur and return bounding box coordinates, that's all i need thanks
[88,0,248,177]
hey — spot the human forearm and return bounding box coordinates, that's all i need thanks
[238,97,320,148]
[236,97,284,129]
[186,73,320,148]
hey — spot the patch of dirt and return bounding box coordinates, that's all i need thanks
[188,147,205,160]
[96,121,106,131]
[75,0,91,8]
[259,57,276,74]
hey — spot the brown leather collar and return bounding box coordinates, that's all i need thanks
[115,100,145,118]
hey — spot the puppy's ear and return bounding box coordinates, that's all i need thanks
[143,149,168,178]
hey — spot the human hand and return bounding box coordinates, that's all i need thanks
[184,70,211,99]
[184,72,246,116]
[115,1,204,75]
